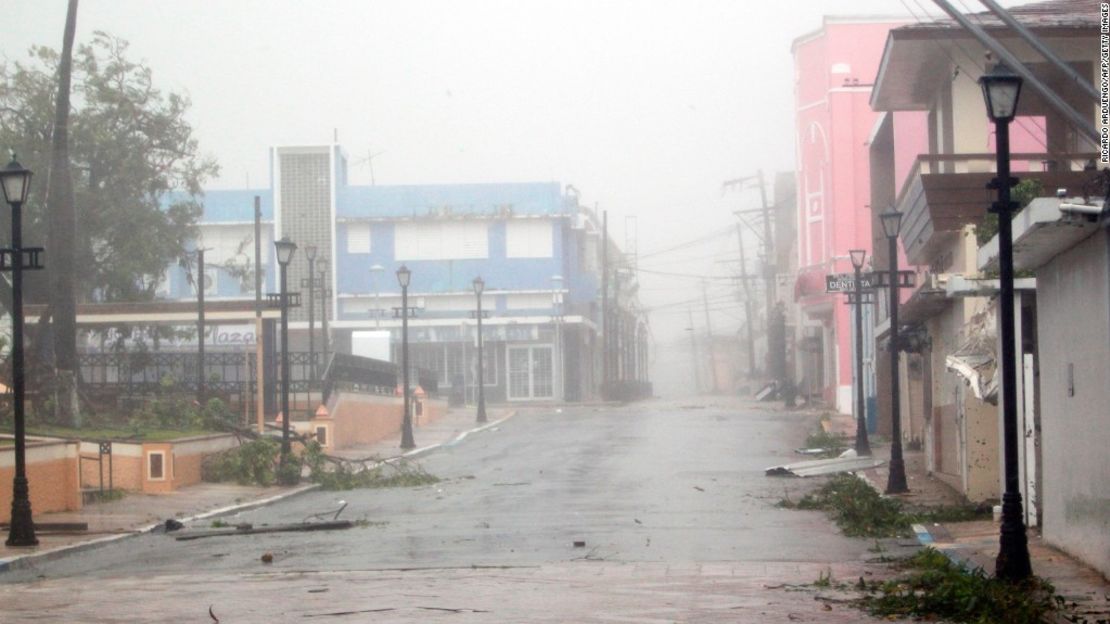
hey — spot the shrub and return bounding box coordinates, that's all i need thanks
[203,437,282,486]
[782,474,988,538]
[859,548,1062,623]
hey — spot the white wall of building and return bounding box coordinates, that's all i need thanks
[1036,228,1110,578]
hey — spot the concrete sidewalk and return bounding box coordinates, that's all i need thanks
[330,405,515,463]
[0,405,515,574]
[820,412,1110,620]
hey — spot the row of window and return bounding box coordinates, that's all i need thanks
[345,219,554,260]
[172,218,559,299]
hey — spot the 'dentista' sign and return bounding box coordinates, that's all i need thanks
[825,272,876,293]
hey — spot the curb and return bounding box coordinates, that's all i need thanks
[0,410,518,574]
[910,523,979,570]
[0,483,321,575]
[401,410,517,460]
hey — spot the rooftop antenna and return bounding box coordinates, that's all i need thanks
[354,146,386,185]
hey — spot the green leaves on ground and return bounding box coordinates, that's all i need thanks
[203,438,439,490]
[203,437,288,487]
[302,441,440,491]
[780,474,989,538]
[804,428,848,457]
[859,548,1063,624]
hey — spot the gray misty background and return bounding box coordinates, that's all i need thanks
[0,0,1015,397]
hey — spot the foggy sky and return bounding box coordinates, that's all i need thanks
[3,0,981,395]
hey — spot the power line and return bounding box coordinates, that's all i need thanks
[634,266,740,281]
[638,225,734,260]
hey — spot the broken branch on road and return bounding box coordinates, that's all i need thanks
[174,520,353,541]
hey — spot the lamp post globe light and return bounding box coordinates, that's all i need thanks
[304,245,317,381]
[397,264,415,450]
[2,155,38,546]
[981,62,1032,581]
[880,208,908,494]
[849,249,871,457]
[274,237,297,468]
[473,276,487,423]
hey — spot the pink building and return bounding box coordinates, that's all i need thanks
[790,17,912,413]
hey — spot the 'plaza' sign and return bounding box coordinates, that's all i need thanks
[825,272,876,293]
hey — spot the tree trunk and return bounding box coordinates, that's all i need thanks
[48,0,80,426]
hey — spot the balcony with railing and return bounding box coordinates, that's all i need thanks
[895,152,1097,266]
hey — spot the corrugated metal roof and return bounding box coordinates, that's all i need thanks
[894,0,1097,33]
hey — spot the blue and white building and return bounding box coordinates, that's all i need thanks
[159,144,647,402]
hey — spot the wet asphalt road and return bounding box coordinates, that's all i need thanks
[2,400,866,582]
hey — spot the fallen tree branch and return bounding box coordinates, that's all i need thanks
[174,520,352,541]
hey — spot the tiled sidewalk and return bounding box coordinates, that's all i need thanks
[0,406,514,573]
[819,411,1110,620]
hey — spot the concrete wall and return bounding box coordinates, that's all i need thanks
[78,435,237,495]
[168,435,240,491]
[315,393,404,451]
[0,439,82,513]
[79,441,144,491]
[962,393,999,502]
[1036,228,1110,578]
[311,392,448,451]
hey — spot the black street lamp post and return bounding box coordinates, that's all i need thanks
[552,274,564,402]
[473,276,488,423]
[981,62,1032,581]
[304,245,317,381]
[274,237,297,467]
[849,249,871,457]
[880,209,909,494]
[196,247,207,403]
[318,258,330,374]
[370,264,384,328]
[397,265,415,450]
[2,155,41,547]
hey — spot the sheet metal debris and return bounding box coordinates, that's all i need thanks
[764,456,884,477]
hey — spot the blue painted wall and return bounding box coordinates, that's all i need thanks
[167,175,602,327]
[162,189,273,222]
[337,182,565,219]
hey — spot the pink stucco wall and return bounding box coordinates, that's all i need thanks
[793,18,912,409]
[893,111,929,196]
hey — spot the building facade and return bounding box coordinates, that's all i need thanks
[156,144,647,404]
[791,16,911,413]
[869,0,1100,509]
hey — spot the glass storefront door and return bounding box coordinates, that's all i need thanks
[507,345,554,400]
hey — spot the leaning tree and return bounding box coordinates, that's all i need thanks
[0,29,218,425]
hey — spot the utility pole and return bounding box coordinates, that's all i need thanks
[687,306,701,393]
[613,270,622,386]
[319,261,330,374]
[755,170,777,380]
[734,221,757,376]
[701,279,717,392]
[600,211,609,398]
[253,196,265,434]
[725,171,774,378]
